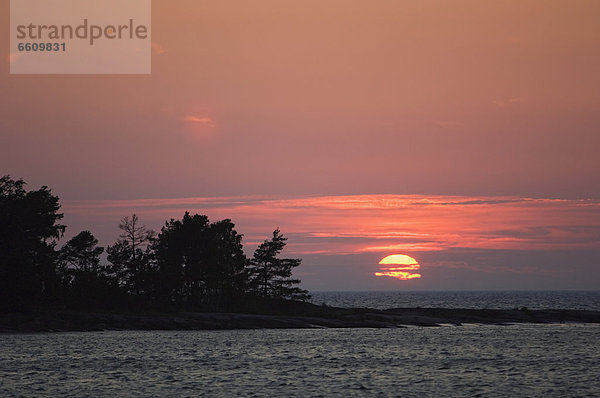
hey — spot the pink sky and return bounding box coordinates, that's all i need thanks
[2,1,600,290]
[59,194,600,290]
[62,195,600,253]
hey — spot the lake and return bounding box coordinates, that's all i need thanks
[2,324,599,397]
[310,290,600,311]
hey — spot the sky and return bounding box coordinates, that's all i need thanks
[1,1,600,290]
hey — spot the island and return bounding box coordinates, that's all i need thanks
[2,300,600,333]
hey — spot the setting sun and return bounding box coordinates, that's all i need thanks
[375,254,422,280]
[379,254,419,266]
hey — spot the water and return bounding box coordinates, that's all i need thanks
[3,292,600,396]
[1,325,600,397]
[310,291,600,311]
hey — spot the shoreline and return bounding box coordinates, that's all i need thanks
[2,306,600,333]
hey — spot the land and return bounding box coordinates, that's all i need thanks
[2,301,600,333]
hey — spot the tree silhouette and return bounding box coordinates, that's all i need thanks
[118,214,155,264]
[107,214,155,295]
[203,218,248,305]
[153,213,208,304]
[59,230,104,274]
[153,212,248,308]
[57,230,119,308]
[0,175,65,310]
[248,229,310,301]
[0,175,312,313]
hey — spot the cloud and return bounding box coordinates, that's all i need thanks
[374,254,422,281]
[59,194,600,288]
[151,42,166,55]
[417,247,599,277]
[61,194,600,257]
[181,115,216,127]
[379,264,420,271]
[373,270,422,280]
[7,53,21,64]
[358,243,445,252]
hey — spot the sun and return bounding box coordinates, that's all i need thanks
[379,254,419,266]
[374,254,422,280]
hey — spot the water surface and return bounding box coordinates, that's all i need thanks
[2,325,599,397]
[310,290,600,311]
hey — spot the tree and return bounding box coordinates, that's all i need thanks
[203,219,248,304]
[106,214,155,295]
[153,213,208,303]
[118,214,155,264]
[247,229,309,301]
[0,175,65,310]
[59,230,104,275]
[153,212,248,307]
[57,230,119,308]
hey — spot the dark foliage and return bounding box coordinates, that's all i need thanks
[0,176,310,313]
[106,214,156,296]
[0,176,65,311]
[59,230,104,275]
[153,212,248,309]
[247,229,310,301]
[57,230,123,309]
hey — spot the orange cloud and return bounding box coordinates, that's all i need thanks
[374,271,422,280]
[375,254,422,281]
[379,265,420,271]
[182,115,216,127]
[151,42,167,55]
[359,243,444,252]
[62,195,600,257]
[7,53,21,64]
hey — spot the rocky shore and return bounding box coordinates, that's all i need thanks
[2,304,600,333]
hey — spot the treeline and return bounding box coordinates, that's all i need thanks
[0,176,309,312]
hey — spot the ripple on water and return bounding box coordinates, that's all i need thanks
[0,325,599,397]
[311,290,600,311]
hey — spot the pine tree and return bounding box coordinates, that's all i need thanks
[248,229,310,301]
[0,175,65,310]
[153,212,248,307]
[59,230,104,275]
